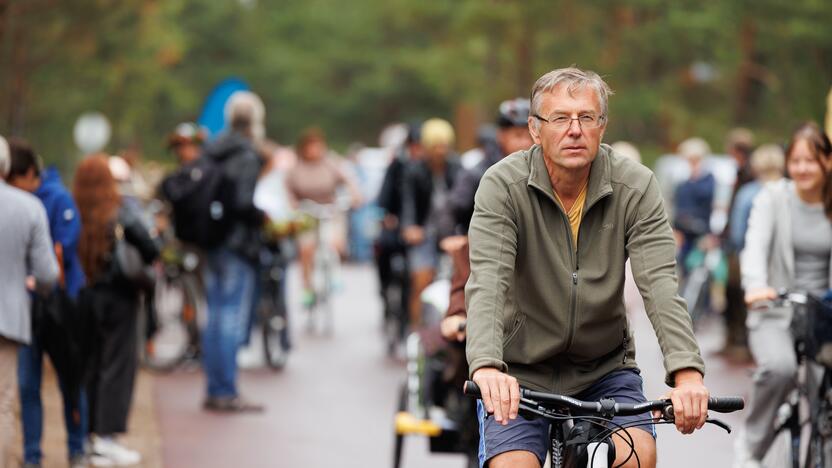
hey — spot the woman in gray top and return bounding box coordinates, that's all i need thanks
[735,122,832,467]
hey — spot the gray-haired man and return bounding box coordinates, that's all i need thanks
[0,135,59,464]
[465,67,709,468]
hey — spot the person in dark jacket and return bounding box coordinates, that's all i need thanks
[401,118,460,328]
[74,154,159,467]
[201,91,267,412]
[374,124,423,308]
[6,139,88,468]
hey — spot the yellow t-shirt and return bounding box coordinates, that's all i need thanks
[554,182,588,248]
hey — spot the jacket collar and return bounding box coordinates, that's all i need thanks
[527,143,614,210]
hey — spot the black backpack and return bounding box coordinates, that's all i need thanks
[161,156,236,249]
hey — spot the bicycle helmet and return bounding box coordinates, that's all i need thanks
[496,98,530,128]
[167,122,205,148]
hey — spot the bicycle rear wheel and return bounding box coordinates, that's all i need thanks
[143,274,201,371]
[262,269,290,370]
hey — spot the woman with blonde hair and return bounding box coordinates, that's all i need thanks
[74,154,159,467]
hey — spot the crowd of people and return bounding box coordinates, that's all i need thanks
[0,65,831,468]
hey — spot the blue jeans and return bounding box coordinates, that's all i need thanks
[18,339,88,463]
[202,248,256,398]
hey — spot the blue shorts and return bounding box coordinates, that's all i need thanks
[477,368,656,467]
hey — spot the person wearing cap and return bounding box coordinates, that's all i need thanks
[401,118,460,328]
[672,137,716,273]
[167,122,205,166]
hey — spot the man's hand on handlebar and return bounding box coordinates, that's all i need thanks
[471,367,520,426]
[667,369,709,435]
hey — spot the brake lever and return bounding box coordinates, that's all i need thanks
[661,406,733,433]
[706,418,732,433]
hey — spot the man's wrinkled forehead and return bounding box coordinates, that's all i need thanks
[539,83,602,114]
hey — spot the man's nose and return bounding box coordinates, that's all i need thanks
[566,119,583,138]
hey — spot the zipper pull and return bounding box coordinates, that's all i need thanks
[572,272,578,285]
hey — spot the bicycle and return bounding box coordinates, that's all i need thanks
[759,290,832,468]
[141,245,205,371]
[255,242,291,370]
[376,235,410,358]
[679,234,724,328]
[463,380,744,468]
[297,200,347,336]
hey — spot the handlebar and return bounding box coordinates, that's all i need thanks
[463,381,744,417]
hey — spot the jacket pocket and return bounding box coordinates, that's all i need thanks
[503,311,526,348]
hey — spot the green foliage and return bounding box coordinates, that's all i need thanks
[1,0,830,170]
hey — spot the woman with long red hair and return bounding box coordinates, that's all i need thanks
[74,154,159,467]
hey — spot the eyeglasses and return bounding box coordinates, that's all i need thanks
[533,113,606,130]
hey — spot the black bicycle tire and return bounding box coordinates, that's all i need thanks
[262,284,289,371]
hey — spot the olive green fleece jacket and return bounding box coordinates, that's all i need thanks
[465,143,705,393]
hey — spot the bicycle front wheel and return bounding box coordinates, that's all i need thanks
[143,274,197,371]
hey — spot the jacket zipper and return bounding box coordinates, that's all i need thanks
[622,329,629,364]
[562,211,579,352]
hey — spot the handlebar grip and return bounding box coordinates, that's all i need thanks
[708,396,745,413]
[463,380,481,397]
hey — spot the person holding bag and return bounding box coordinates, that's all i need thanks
[74,154,159,467]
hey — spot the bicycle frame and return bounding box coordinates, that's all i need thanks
[464,381,743,468]
[760,291,832,468]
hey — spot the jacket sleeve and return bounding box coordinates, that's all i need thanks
[376,159,400,214]
[740,185,774,291]
[233,151,267,226]
[626,175,705,386]
[449,168,478,233]
[446,239,470,318]
[120,205,161,265]
[465,171,518,376]
[28,203,59,289]
[50,192,83,267]
[400,164,418,229]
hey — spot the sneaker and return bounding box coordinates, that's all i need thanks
[203,395,265,413]
[91,436,141,466]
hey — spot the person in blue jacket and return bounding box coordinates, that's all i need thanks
[7,139,88,468]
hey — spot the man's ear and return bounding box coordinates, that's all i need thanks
[528,118,541,145]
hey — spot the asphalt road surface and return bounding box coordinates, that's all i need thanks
[153,263,780,468]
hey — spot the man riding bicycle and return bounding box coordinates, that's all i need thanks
[466,67,709,468]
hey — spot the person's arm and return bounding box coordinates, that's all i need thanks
[627,174,706,381]
[400,164,425,245]
[50,192,83,266]
[120,206,161,264]
[740,184,777,303]
[376,158,401,214]
[28,203,59,290]
[465,171,521,425]
[449,168,478,233]
[626,174,708,433]
[441,238,469,342]
[233,151,267,226]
